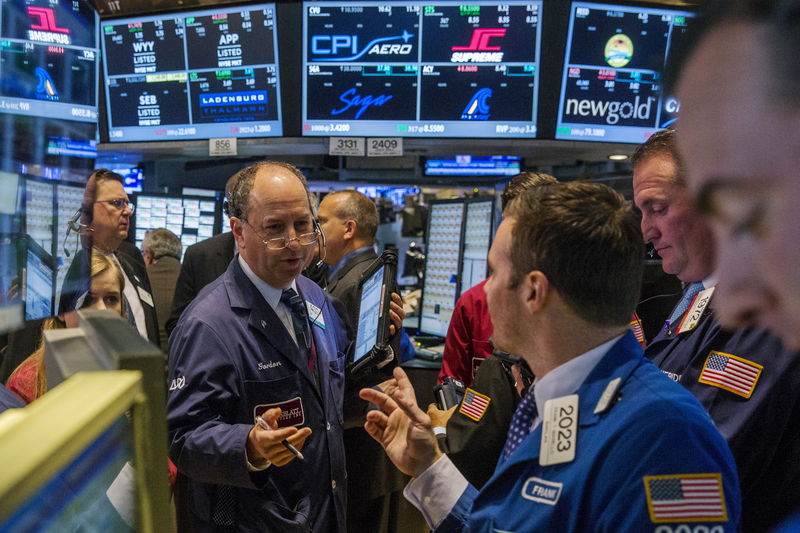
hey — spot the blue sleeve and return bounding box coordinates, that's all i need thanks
[167,316,263,489]
[433,484,480,533]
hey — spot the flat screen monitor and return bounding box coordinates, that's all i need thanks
[425,155,521,176]
[460,198,493,292]
[419,199,465,337]
[354,264,384,363]
[0,0,99,123]
[132,193,220,254]
[355,185,419,207]
[555,1,694,143]
[302,1,542,138]
[101,3,283,142]
[23,236,55,320]
[0,170,22,333]
[24,177,54,254]
[46,136,98,159]
[55,182,84,298]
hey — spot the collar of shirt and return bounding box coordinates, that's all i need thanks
[329,245,374,280]
[532,334,624,428]
[702,273,717,289]
[237,254,297,313]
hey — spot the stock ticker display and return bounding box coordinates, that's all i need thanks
[0,0,98,122]
[556,2,693,143]
[302,1,542,137]
[101,4,282,142]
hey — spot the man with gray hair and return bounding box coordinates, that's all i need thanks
[142,228,182,349]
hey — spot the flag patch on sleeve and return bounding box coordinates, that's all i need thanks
[698,350,763,399]
[644,473,727,523]
[458,388,491,422]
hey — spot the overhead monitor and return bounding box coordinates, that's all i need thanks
[425,155,521,176]
[555,2,694,143]
[101,4,282,142]
[460,198,494,293]
[132,193,220,254]
[419,199,465,337]
[302,1,543,138]
[0,0,99,123]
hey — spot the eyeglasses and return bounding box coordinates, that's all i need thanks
[95,199,134,213]
[244,220,319,250]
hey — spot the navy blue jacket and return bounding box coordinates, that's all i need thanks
[0,383,23,413]
[167,258,350,532]
[436,333,741,532]
[647,294,800,532]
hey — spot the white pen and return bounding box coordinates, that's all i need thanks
[255,416,305,460]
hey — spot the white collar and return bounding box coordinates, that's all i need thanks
[533,334,624,418]
[237,255,297,312]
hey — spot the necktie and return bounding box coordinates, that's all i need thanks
[501,388,538,462]
[667,281,705,327]
[280,288,314,373]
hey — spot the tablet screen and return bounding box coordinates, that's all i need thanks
[354,265,385,362]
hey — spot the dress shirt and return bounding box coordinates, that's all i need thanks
[238,255,300,345]
[405,334,624,530]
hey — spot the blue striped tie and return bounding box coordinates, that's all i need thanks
[667,282,705,327]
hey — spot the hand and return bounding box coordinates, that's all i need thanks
[359,367,442,478]
[427,403,457,428]
[246,408,312,467]
[388,292,405,336]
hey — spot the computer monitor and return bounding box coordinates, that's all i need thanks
[0,171,23,333]
[425,155,521,176]
[419,199,466,337]
[555,1,695,143]
[23,235,56,321]
[460,198,494,293]
[132,193,221,255]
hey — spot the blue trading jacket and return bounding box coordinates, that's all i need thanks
[436,332,741,533]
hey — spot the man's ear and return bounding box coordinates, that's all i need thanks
[231,217,245,248]
[343,220,357,241]
[521,270,550,313]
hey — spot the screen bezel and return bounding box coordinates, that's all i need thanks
[350,250,397,367]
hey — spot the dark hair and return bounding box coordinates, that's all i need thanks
[630,129,683,183]
[665,0,800,104]
[323,190,379,240]
[501,171,558,211]
[227,161,311,221]
[505,182,644,326]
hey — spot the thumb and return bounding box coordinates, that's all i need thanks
[262,408,282,428]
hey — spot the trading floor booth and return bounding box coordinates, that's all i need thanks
[0,311,172,532]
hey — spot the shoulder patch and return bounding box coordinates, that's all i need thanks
[458,388,491,422]
[643,473,728,523]
[698,350,763,399]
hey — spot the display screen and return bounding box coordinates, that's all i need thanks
[460,199,493,292]
[556,2,694,143]
[0,0,99,122]
[132,194,219,254]
[354,264,384,362]
[302,1,542,137]
[25,244,54,320]
[425,155,520,176]
[420,200,464,337]
[102,4,282,142]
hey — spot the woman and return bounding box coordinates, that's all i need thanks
[7,252,125,403]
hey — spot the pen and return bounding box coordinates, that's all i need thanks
[255,416,305,460]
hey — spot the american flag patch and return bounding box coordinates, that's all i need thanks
[630,313,646,348]
[698,351,763,399]
[644,473,727,523]
[458,388,491,422]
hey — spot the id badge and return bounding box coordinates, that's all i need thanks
[540,394,579,466]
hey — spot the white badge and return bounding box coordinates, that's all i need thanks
[540,394,579,466]
[676,287,715,334]
[305,301,325,329]
[137,286,154,307]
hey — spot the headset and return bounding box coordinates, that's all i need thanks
[62,207,93,258]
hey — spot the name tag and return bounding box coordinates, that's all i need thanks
[540,394,579,466]
[305,301,326,329]
[137,286,154,307]
[254,397,305,428]
[521,477,563,506]
[676,287,714,334]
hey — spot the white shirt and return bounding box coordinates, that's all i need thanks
[108,252,148,340]
[237,255,300,345]
[404,334,625,529]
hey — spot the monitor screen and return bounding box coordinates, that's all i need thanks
[425,155,520,176]
[0,0,99,123]
[302,1,542,138]
[24,177,54,254]
[354,264,384,362]
[555,2,694,143]
[101,4,282,142]
[132,194,219,254]
[460,199,493,292]
[419,200,464,337]
[24,239,55,320]
[56,182,84,298]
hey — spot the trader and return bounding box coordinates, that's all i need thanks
[169,161,360,532]
[633,129,800,532]
[672,0,800,352]
[361,182,740,532]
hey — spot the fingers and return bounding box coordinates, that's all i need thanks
[390,368,430,428]
[264,427,312,467]
[261,407,282,427]
[360,386,399,415]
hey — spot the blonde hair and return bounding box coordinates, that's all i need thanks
[8,251,125,402]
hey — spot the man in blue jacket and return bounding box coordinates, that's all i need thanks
[361,182,741,532]
[168,161,355,532]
